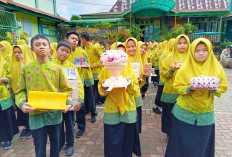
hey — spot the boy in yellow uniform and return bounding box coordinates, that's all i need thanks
[16,35,73,157]
[65,31,96,138]
[81,32,101,122]
[52,40,84,156]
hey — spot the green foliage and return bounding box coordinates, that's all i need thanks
[131,25,145,41]
[183,23,198,35]
[159,30,171,41]
[116,27,130,42]
[159,23,198,41]
[104,31,117,40]
[70,15,81,21]
[94,22,114,28]
[220,41,232,49]
[170,24,185,38]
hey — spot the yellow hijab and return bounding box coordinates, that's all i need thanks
[125,37,144,76]
[17,40,27,45]
[51,42,58,58]
[0,40,13,58]
[0,54,5,78]
[154,42,162,58]
[138,41,148,69]
[11,45,32,93]
[162,35,190,70]
[98,59,138,115]
[174,38,228,109]
[23,44,37,62]
[110,42,125,50]
[159,39,176,82]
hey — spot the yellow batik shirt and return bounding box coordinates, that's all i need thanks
[15,61,73,130]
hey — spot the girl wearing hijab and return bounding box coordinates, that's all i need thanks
[98,52,141,157]
[150,42,162,86]
[160,35,190,137]
[125,37,144,134]
[138,41,149,98]
[153,39,175,114]
[165,38,228,157]
[23,44,37,62]
[11,45,32,139]
[17,39,27,45]
[0,53,19,150]
[0,41,13,63]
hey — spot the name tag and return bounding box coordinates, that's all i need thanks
[63,68,78,80]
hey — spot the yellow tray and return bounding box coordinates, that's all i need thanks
[28,91,67,110]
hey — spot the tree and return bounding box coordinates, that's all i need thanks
[70,15,81,21]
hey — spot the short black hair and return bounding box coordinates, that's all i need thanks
[227,45,231,49]
[31,35,50,47]
[57,40,72,51]
[81,32,91,41]
[66,31,79,39]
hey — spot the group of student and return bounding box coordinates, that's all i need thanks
[0,31,228,157]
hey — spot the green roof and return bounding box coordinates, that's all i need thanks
[68,18,124,24]
[132,0,176,13]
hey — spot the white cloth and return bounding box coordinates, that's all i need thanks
[220,49,231,61]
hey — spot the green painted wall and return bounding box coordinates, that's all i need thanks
[15,12,39,43]
[15,12,58,44]
[37,0,55,15]
[13,0,56,15]
[13,0,36,8]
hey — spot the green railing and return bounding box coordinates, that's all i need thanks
[0,9,18,41]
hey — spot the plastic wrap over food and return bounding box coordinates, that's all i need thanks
[190,75,219,89]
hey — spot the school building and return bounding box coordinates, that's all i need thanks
[0,0,66,43]
[69,0,232,42]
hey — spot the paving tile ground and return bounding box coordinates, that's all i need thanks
[0,68,232,157]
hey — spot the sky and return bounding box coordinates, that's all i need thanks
[56,0,117,20]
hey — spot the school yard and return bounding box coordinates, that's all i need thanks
[0,68,232,157]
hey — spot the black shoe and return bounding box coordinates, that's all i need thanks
[66,146,74,156]
[76,130,85,138]
[19,129,26,139]
[3,141,12,150]
[24,129,32,139]
[91,116,96,123]
[152,107,161,114]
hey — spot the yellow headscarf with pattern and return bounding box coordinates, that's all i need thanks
[174,38,228,109]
